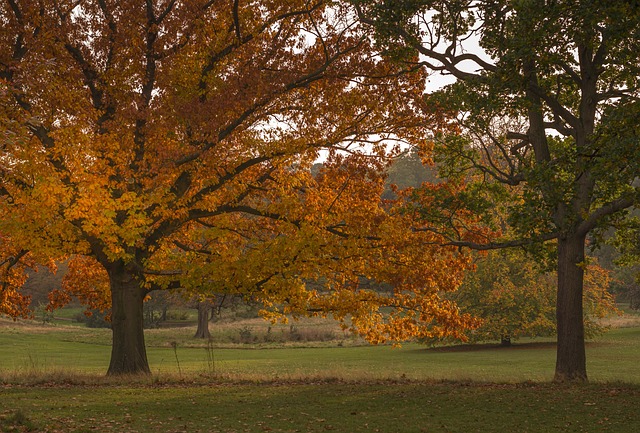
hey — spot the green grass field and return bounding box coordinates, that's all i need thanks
[1,314,640,432]
[2,381,640,432]
[2,318,640,383]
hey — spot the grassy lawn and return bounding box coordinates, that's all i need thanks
[1,319,640,383]
[1,316,640,432]
[1,381,639,432]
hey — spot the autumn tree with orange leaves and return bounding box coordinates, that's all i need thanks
[0,0,482,375]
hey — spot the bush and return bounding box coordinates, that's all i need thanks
[166,311,189,321]
[238,326,253,343]
[34,303,53,325]
[231,323,339,345]
[74,309,111,329]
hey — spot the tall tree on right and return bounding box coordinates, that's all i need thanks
[353,0,640,381]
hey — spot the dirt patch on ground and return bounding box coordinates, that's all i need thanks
[424,341,557,353]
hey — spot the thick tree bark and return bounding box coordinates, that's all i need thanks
[194,302,212,339]
[106,263,151,375]
[554,233,587,382]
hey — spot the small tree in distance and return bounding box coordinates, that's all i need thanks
[453,249,617,346]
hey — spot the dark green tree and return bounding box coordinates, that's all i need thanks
[383,149,439,200]
[353,0,640,381]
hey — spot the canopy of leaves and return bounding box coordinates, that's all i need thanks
[353,0,640,244]
[0,0,481,343]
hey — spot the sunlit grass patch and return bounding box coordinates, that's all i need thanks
[2,316,640,383]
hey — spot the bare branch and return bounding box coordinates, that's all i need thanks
[355,5,496,81]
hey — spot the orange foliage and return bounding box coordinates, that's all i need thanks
[0,0,478,348]
[0,234,33,319]
[583,261,619,322]
[48,255,111,317]
[150,156,483,343]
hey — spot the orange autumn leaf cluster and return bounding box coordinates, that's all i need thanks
[0,233,58,319]
[147,155,483,343]
[47,255,111,317]
[0,235,31,319]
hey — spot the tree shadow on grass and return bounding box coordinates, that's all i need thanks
[409,339,614,354]
[409,341,559,354]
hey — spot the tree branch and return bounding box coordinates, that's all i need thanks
[577,189,640,237]
[1,249,29,292]
[413,228,560,251]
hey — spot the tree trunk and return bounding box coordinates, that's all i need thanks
[194,302,212,339]
[106,263,151,375]
[554,233,587,382]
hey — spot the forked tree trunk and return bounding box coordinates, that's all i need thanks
[106,263,151,375]
[554,233,587,382]
[194,302,212,339]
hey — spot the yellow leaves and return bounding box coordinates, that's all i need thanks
[453,250,620,343]
[144,150,479,346]
[114,192,153,245]
[64,184,154,260]
[233,181,477,344]
[583,260,620,321]
[1,174,79,255]
[298,284,478,345]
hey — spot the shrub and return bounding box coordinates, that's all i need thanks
[74,309,111,329]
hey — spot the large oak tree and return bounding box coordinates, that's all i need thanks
[1,0,479,374]
[353,0,640,381]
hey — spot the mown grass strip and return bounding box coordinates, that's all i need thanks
[2,326,640,383]
[1,381,639,433]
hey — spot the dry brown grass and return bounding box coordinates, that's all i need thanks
[0,317,78,333]
[600,313,640,328]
